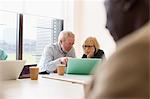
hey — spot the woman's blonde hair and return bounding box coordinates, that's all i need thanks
[83,37,100,53]
[58,31,75,43]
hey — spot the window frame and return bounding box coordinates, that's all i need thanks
[17,13,63,65]
[16,13,23,60]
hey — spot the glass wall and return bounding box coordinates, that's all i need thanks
[0,11,17,60]
[23,14,63,64]
[0,0,65,64]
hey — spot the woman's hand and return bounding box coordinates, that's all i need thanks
[86,47,95,58]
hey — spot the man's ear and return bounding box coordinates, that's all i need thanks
[123,0,136,12]
[60,40,62,44]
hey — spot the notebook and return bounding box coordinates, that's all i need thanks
[0,60,25,80]
[66,58,101,75]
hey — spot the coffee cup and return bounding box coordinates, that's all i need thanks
[29,67,39,80]
[57,64,66,75]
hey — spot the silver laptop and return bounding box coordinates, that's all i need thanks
[0,60,25,80]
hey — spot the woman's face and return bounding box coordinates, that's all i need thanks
[83,44,95,55]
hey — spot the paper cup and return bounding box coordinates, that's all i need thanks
[29,67,39,80]
[57,64,65,75]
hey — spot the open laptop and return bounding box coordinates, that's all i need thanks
[0,60,25,80]
[19,64,37,79]
[66,58,101,75]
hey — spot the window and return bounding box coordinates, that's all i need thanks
[0,11,18,60]
[0,0,67,63]
[23,14,63,64]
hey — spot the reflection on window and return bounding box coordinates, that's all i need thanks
[0,11,17,60]
[23,14,63,64]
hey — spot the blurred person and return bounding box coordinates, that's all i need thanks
[82,37,105,58]
[0,48,7,99]
[0,48,7,60]
[85,0,149,98]
[38,31,76,74]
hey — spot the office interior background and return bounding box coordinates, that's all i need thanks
[0,0,116,65]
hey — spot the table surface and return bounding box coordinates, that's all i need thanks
[42,73,92,84]
[1,74,92,99]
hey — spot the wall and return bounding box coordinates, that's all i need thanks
[0,0,64,19]
[68,0,116,58]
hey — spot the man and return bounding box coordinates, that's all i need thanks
[105,0,149,41]
[85,0,149,98]
[38,31,75,73]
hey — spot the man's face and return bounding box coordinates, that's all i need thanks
[61,37,75,52]
[105,0,149,41]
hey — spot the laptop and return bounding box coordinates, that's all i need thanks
[19,64,37,79]
[66,58,101,75]
[0,60,25,80]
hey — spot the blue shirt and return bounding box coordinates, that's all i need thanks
[38,43,76,73]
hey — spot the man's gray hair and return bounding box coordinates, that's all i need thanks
[58,31,75,43]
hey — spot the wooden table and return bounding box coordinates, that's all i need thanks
[1,74,92,99]
[42,73,92,84]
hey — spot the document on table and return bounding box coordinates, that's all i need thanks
[42,73,92,85]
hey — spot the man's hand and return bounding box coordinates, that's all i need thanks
[59,57,68,65]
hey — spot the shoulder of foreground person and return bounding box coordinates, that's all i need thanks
[85,23,150,99]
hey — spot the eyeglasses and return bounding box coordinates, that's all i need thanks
[82,45,94,48]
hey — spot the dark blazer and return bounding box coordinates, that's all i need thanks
[82,49,105,58]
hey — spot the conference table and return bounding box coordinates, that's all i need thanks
[1,74,92,99]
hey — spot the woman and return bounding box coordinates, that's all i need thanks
[82,37,104,58]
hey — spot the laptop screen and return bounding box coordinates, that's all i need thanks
[19,64,37,79]
[66,58,101,75]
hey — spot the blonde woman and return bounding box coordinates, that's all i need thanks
[82,37,104,58]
